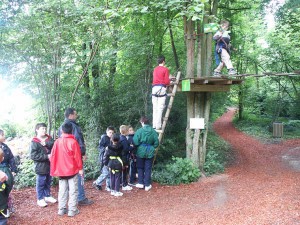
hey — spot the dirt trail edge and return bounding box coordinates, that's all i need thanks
[10,109,300,225]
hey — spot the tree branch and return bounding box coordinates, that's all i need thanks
[218,6,251,11]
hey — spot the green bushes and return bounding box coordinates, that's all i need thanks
[204,151,224,176]
[152,131,233,185]
[234,112,300,139]
[0,123,17,138]
[152,157,200,185]
[14,157,36,189]
[84,151,100,180]
[204,131,233,176]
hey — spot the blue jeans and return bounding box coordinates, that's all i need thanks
[95,165,110,188]
[77,173,86,202]
[136,157,153,187]
[36,174,52,200]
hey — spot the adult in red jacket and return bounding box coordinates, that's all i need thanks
[50,122,83,217]
[152,55,173,130]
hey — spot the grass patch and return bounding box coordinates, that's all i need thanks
[233,112,300,141]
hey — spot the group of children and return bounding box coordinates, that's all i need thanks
[0,20,236,223]
[0,122,139,222]
[93,125,137,197]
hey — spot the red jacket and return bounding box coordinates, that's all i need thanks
[152,66,170,86]
[50,134,82,177]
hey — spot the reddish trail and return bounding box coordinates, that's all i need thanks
[10,109,300,224]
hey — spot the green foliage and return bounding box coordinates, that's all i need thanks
[204,151,225,176]
[14,157,36,189]
[234,111,300,140]
[152,157,200,185]
[204,132,233,176]
[0,123,17,138]
[233,111,272,139]
[83,141,101,180]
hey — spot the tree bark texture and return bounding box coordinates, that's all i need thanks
[185,0,217,170]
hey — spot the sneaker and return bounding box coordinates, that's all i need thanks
[45,196,57,203]
[110,190,116,196]
[228,68,237,75]
[78,198,94,206]
[68,209,80,217]
[122,185,133,191]
[128,183,136,187]
[92,181,102,191]
[105,186,111,192]
[213,71,221,77]
[135,183,144,189]
[145,185,152,191]
[114,192,123,197]
[37,199,48,207]
[58,208,67,216]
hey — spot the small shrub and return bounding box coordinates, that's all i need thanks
[83,140,101,180]
[15,157,36,189]
[84,156,100,180]
[152,157,200,185]
[204,131,233,176]
[204,151,224,176]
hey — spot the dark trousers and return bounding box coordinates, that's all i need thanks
[0,209,8,225]
[110,171,121,192]
[129,159,137,183]
[136,157,153,187]
[122,166,129,187]
[0,217,7,225]
[36,174,52,200]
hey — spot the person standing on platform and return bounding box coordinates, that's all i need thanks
[213,20,237,77]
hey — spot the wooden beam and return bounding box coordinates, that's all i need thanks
[178,84,230,92]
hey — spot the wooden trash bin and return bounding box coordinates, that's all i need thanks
[273,122,283,138]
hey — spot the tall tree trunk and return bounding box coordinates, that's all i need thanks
[185,0,218,171]
[185,17,196,161]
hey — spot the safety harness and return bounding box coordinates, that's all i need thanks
[216,35,230,55]
[109,156,123,174]
[152,84,167,97]
[0,182,9,218]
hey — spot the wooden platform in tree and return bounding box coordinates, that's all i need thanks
[177,71,300,93]
[177,76,243,92]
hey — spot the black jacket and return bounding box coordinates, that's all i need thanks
[104,143,123,171]
[58,119,86,156]
[30,135,54,175]
[120,134,133,166]
[0,143,17,173]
